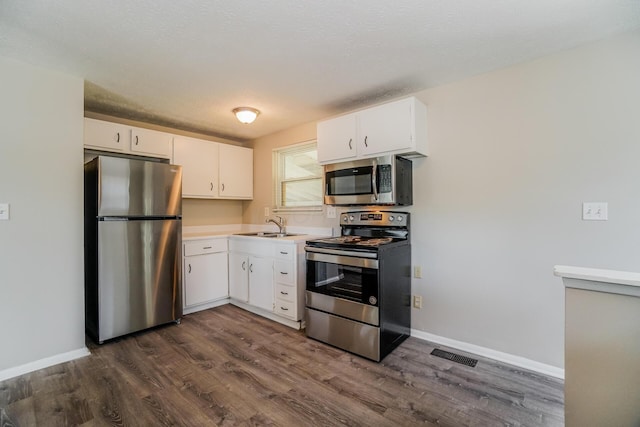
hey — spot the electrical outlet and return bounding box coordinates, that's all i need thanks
[326,206,337,219]
[413,295,422,309]
[414,265,422,278]
[0,203,9,220]
[264,207,270,217]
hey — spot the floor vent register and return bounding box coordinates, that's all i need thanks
[430,349,478,367]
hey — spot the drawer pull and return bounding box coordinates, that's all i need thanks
[280,251,288,255]
[280,306,288,311]
[280,271,288,275]
[280,291,289,295]
[135,135,139,145]
[203,246,212,249]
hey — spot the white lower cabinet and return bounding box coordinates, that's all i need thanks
[183,238,228,313]
[247,256,274,312]
[228,252,250,302]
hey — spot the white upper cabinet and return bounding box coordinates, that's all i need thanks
[316,96,427,164]
[130,127,173,159]
[173,136,219,198]
[317,113,358,163]
[83,118,173,160]
[84,118,128,152]
[218,144,253,199]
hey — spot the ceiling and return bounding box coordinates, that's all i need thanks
[1,1,638,142]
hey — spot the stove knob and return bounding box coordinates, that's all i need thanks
[342,215,349,222]
[397,215,403,222]
[389,215,395,221]
[349,215,355,221]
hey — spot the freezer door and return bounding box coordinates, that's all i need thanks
[96,219,182,342]
[96,156,182,217]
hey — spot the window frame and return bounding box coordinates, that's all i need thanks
[272,140,324,213]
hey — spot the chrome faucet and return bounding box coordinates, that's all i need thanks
[266,216,286,234]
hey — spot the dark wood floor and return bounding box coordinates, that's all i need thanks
[0,305,564,426]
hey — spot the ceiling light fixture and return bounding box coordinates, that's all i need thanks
[232,107,260,124]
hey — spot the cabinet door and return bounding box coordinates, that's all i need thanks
[131,127,173,159]
[173,136,219,198]
[317,113,358,163]
[218,144,253,199]
[228,252,249,302]
[248,256,274,312]
[184,252,227,307]
[357,98,413,157]
[84,118,128,152]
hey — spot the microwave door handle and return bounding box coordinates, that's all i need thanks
[372,161,378,201]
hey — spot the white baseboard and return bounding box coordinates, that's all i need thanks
[0,347,91,382]
[410,329,564,380]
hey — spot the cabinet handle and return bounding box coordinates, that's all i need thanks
[280,306,288,311]
[249,264,253,273]
[280,271,288,275]
[210,182,214,191]
[203,246,212,250]
[135,135,139,145]
[280,291,289,295]
[280,251,288,255]
[188,264,191,273]
[348,138,352,150]
[116,132,120,143]
[221,183,225,192]
[242,261,246,271]
[364,136,368,147]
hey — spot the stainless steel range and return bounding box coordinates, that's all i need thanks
[305,211,411,361]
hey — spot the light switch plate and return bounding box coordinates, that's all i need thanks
[582,202,608,221]
[0,203,9,220]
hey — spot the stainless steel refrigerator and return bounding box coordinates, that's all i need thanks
[84,155,183,343]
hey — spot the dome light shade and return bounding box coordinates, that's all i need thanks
[233,107,260,124]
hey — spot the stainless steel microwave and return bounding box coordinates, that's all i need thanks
[324,155,413,206]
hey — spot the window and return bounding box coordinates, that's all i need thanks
[273,141,323,211]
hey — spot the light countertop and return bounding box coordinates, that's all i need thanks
[554,265,640,298]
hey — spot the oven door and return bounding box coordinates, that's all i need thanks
[306,249,379,308]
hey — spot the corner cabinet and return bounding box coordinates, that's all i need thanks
[317,96,427,164]
[183,238,229,314]
[173,137,253,200]
[84,118,173,160]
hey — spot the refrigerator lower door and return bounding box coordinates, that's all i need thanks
[93,218,182,342]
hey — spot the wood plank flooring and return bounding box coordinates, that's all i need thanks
[0,305,564,426]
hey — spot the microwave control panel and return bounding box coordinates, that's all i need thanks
[378,164,392,193]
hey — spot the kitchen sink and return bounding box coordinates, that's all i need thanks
[233,232,301,238]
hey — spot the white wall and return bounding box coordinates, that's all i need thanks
[247,31,640,370]
[0,57,86,374]
[409,31,640,368]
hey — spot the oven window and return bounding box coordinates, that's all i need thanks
[326,167,373,196]
[307,260,378,305]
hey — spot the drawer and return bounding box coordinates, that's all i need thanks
[274,260,294,285]
[275,299,296,319]
[184,238,227,256]
[275,283,295,303]
[273,244,294,260]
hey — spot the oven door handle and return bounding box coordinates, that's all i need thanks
[305,249,379,269]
